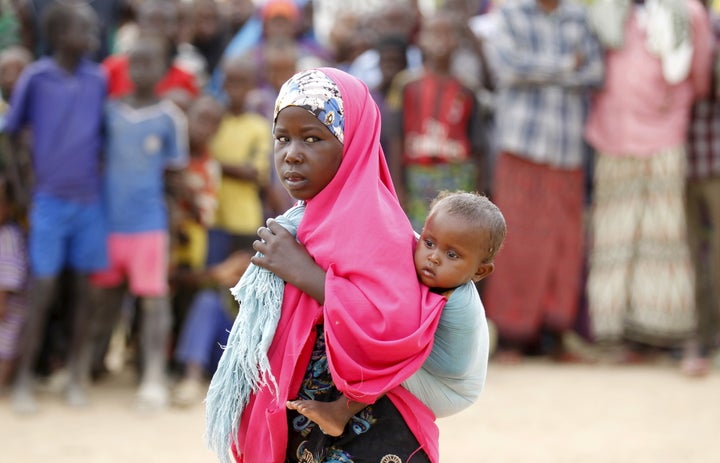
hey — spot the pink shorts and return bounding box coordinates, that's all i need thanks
[91,231,169,297]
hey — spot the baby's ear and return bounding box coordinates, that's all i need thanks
[472,262,494,282]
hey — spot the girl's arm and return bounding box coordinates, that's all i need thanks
[251,218,326,304]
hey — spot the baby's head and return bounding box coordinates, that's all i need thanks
[414,190,506,290]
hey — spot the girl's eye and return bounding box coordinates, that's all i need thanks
[275,135,288,143]
[304,136,319,143]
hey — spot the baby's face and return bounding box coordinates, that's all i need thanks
[414,208,487,290]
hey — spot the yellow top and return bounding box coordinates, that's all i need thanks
[210,112,272,234]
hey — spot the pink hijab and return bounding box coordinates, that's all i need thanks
[234,67,446,462]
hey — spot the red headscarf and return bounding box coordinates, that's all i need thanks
[235,67,445,462]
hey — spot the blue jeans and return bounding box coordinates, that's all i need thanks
[174,289,233,374]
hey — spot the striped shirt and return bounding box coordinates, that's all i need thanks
[687,11,720,180]
[488,0,603,169]
[0,223,28,359]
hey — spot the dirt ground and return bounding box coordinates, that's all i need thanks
[1,359,719,463]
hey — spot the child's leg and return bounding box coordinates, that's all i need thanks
[0,358,13,392]
[173,289,224,373]
[88,285,127,377]
[70,282,126,405]
[172,289,225,407]
[65,272,106,406]
[121,231,171,410]
[287,395,369,437]
[12,276,58,413]
[137,295,171,410]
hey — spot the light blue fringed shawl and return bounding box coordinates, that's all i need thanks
[204,203,305,463]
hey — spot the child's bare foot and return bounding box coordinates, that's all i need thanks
[287,399,349,437]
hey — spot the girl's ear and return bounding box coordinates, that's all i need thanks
[472,262,494,283]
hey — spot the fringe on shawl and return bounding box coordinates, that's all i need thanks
[204,204,304,463]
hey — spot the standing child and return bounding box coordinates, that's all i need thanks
[0,46,31,130]
[173,95,224,273]
[89,32,189,411]
[171,251,250,407]
[369,32,409,157]
[0,177,28,391]
[246,37,299,121]
[206,55,272,266]
[5,1,107,413]
[168,94,224,399]
[245,37,298,218]
[205,68,448,463]
[285,190,506,434]
[103,0,200,100]
[0,45,32,213]
[387,11,488,230]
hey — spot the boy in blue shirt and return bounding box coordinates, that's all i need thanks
[5,0,107,413]
[90,32,189,411]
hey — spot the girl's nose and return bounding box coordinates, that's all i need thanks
[283,143,303,164]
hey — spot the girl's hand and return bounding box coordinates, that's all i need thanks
[252,219,326,303]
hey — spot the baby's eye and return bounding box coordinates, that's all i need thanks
[446,250,459,259]
[423,239,435,249]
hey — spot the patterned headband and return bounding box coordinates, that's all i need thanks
[273,69,345,144]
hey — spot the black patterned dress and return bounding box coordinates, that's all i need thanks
[285,326,431,463]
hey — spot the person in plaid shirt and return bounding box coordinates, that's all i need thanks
[682,1,720,376]
[483,0,603,362]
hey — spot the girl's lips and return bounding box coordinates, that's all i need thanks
[283,172,305,186]
[284,171,304,182]
[283,172,307,191]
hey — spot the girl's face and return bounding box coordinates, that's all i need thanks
[273,106,343,200]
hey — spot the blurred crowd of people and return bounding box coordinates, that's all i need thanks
[0,0,718,416]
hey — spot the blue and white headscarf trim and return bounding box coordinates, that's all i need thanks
[273,69,345,144]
